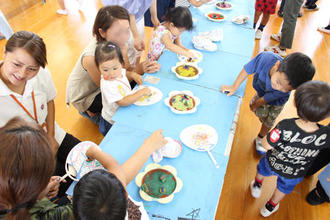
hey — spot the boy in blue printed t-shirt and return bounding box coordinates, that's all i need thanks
[221,51,315,155]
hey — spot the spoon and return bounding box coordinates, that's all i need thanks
[206,149,220,168]
[59,163,77,182]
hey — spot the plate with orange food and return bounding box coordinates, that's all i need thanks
[205,11,226,22]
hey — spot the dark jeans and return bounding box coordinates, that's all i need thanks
[87,92,102,114]
[54,133,81,196]
[81,92,102,125]
[279,0,286,12]
[99,116,113,136]
[144,0,175,27]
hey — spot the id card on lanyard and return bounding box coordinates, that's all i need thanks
[10,91,47,130]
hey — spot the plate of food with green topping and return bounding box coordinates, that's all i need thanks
[164,90,200,114]
[135,163,183,203]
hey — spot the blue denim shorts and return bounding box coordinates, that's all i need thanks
[99,116,112,136]
[257,157,304,194]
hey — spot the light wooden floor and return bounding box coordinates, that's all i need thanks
[1,1,329,219]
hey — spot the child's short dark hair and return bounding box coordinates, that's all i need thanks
[294,81,330,122]
[163,6,193,31]
[93,6,130,43]
[73,169,127,220]
[277,52,315,88]
[95,41,124,67]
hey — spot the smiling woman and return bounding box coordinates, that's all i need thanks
[0,31,81,196]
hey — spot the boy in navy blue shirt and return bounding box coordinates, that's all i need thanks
[221,51,315,155]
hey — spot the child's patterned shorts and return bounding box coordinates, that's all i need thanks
[251,95,284,128]
[255,0,278,14]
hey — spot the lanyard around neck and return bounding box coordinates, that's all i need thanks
[10,91,46,129]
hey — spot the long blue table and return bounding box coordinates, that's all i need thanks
[67,2,255,219]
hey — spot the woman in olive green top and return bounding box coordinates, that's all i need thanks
[0,117,74,220]
[66,6,160,124]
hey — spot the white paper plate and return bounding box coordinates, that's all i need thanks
[180,124,218,151]
[162,137,182,158]
[215,1,233,10]
[177,49,203,64]
[133,86,163,106]
[232,15,249,24]
[65,141,105,181]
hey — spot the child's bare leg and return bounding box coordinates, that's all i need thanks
[57,0,65,10]
[258,123,271,138]
[254,11,262,28]
[256,173,265,181]
[251,172,265,198]
[260,13,270,26]
[261,188,285,216]
[270,188,286,204]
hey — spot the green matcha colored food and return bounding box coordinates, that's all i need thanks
[141,169,177,198]
[169,94,195,111]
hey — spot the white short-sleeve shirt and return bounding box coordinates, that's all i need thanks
[100,69,132,124]
[0,66,66,144]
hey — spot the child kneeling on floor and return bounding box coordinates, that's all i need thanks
[95,41,152,136]
[250,80,330,217]
[221,51,315,155]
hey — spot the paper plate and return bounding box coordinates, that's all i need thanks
[205,12,226,22]
[205,0,217,5]
[135,163,183,204]
[162,137,182,158]
[177,49,203,64]
[164,90,200,114]
[65,141,105,181]
[180,124,218,151]
[133,86,163,106]
[232,15,249,24]
[215,1,233,10]
[171,63,203,80]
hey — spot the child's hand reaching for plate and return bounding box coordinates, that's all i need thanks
[220,85,237,96]
[185,51,195,61]
[86,145,102,161]
[140,87,152,96]
[143,130,168,153]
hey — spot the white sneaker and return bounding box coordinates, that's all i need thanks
[255,137,266,155]
[250,180,262,198]
[199,28,223,42]
[260,202,280,217]
[192,35,217,51]
[264,45,287,57]
[56,9,68,15]
[271,33,281,42]
[318,27,330,35]
[255,29,263,40]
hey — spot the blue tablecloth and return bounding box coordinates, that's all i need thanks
[67,2,255,219]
